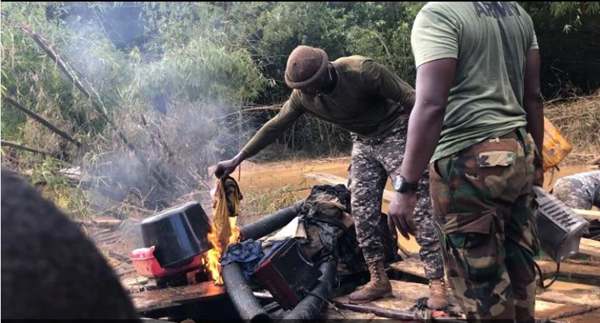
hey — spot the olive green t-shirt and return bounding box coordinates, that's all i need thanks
[241,56,415,157]
[411,2,539,162]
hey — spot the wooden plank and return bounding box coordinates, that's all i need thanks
[334,280,428,312]
[92,216,122,228]
[573,208,600,221]
[536,260,600,282]
[303,173,347,186]
[130,281,227,313]
[562,308,600,323]
[391,258,600,283]
[535,302,590,319]
[580,238,600,258]
[536,287,600,307]
[332,279,591,320]
[389,258,600,307]
[389,257,427,279]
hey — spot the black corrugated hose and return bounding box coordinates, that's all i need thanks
[239,201,304,241]
[221,259,338,322]
[222,262,272,323]
[283,259,337,320]
[223,200,338,322]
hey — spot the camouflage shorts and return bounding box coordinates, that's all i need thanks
[349,127,444,279]
[430,128,539,322]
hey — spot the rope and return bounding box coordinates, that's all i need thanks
[534,261,561,289]
[538,305,600,322]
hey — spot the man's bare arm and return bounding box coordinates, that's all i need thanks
[523,49,544,166]
[400,58,456,183]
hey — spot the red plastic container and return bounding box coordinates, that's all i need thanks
[130,246,204,278]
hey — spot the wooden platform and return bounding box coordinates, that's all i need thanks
[130,281,227,313]
[307,172,600,321]
[322,279,600,320]
[392,257,600,285]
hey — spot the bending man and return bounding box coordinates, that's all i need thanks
[215,45,448,307]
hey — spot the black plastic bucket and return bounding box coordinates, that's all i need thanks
[141,202,213,268]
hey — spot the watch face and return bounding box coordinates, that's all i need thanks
[393,176,402,191]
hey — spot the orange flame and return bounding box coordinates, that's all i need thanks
[205,222,224,285]
[204,217,241,285]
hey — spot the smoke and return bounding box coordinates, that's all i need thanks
[49,3,262,219]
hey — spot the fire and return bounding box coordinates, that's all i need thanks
[229,217,241,245]
[205,222,224,285]
[204,217,241,285]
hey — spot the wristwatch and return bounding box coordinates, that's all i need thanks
[392,175,419,194]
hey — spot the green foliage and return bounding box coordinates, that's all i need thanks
[1,1,599,217]
[344,2,423,83]
[522,2,600,33]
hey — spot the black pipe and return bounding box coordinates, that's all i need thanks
[283,259,337,320]
[222,258,338,322]
[221,263,273,323]
[240,201,303,241]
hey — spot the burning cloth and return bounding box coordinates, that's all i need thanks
[211,176,243,250]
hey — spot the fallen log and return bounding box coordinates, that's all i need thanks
[2,95,81,148]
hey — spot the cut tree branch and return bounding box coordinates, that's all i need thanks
[1,140,54,157]
[17,23,169,189]
[17,23,110,120]
[2,95,82,148]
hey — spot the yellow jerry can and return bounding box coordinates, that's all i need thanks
[542,116,573,172]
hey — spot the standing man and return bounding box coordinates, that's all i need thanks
[552,171,600,210]
[215,45,449,307]
[388,2,544,322]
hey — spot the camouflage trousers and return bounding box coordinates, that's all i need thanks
[348,127,444,279]
[430,128,539,322]
[551,171,600,210]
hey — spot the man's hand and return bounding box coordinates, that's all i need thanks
[534,165,544,187]
[388,192,418,240]
[214,159,239,179]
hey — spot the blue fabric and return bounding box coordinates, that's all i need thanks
[220,239,264,280]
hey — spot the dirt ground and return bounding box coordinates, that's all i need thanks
[234,157,598,252]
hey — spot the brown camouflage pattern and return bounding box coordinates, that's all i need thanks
[429,128,539,322]
[349,125,444,279]
[552,171,600,210]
